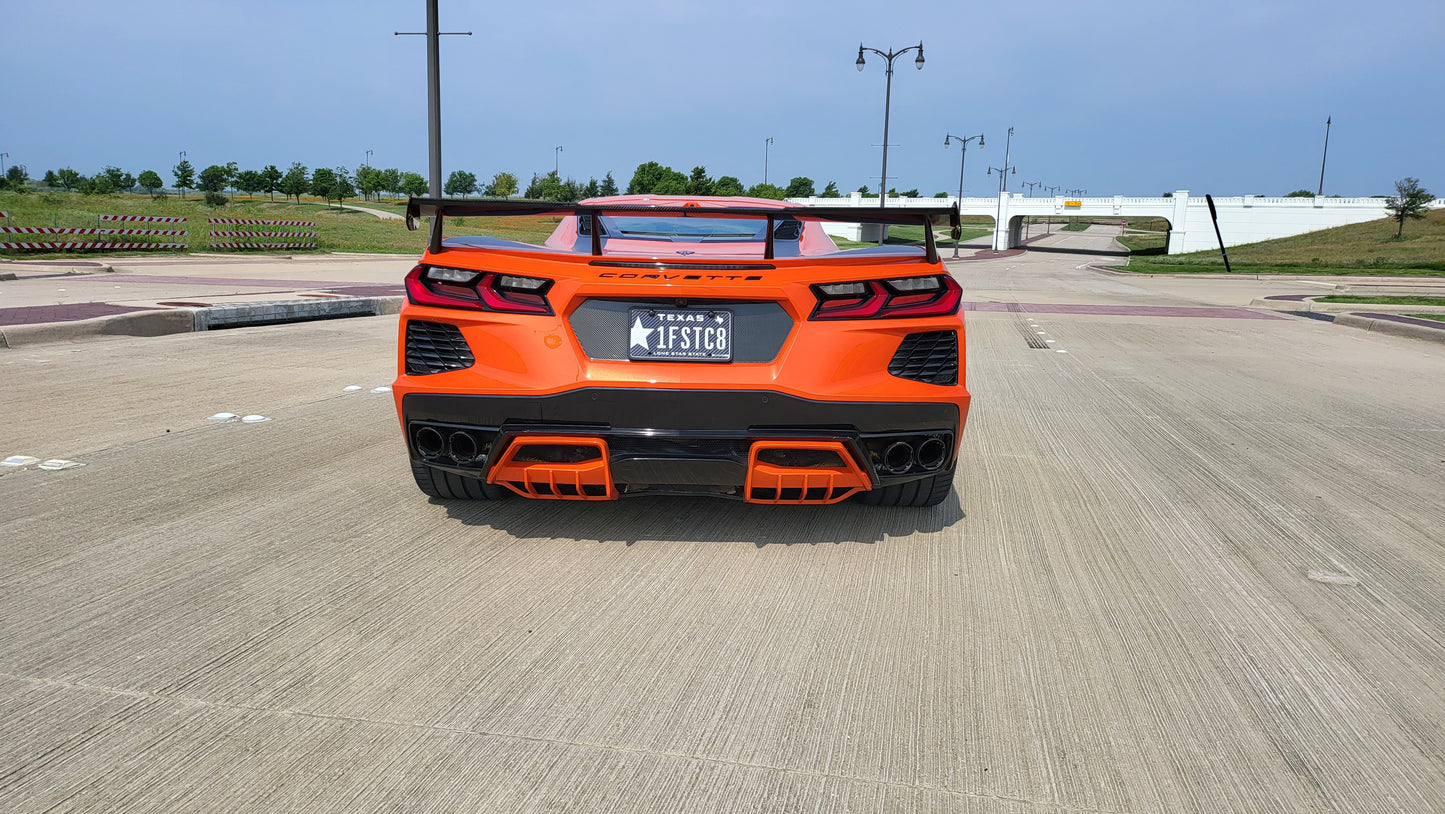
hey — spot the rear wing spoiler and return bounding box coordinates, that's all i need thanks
[404,197,962,263]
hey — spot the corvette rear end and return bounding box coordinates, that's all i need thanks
[394,195,970,507]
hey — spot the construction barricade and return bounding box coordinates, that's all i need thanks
[208,218,316,250]
[0,214,187,251]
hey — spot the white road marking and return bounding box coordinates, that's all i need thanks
[343,386,364,392]
[241,415,271,423]
[207,413,238,421]
[38,459,85,470]
[371,386,391,393]
[3,455,41,467]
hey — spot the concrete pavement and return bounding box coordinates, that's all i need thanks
[2,233,1444,811]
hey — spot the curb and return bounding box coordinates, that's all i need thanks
[1,295,403,349]
[1333,313,1445,345]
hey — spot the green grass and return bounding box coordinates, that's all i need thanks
[1315,295,1445,306]
[1407,313,1445,322]
[881,224,992,247]
[1059,220,1091,232]
[1115,208,1445,275]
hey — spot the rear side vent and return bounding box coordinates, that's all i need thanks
[888,331,958,386]
[405,320,475,375]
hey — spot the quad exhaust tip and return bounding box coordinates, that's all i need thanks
[916,437,947,471]
[415,426,445,458]
[448,431,480,463]
[882,441,914,475]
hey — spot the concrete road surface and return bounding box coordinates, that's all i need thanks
[2,234,1444,812]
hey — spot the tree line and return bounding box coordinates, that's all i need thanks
[2,156,953,206]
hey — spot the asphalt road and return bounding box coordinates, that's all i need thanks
[2,232,1443,812]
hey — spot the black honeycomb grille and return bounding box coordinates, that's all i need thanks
[405,320,474,375]
[888,331,958,386]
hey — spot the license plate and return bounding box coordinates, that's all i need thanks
[627,307,733,362]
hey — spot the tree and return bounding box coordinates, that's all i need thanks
[327,166,355,207]
[900,188,920,198]
[400,171,428,197]
[224,161,239,196]
[260,165,283,200]
[56,167,81,192]
[204,191,228,207]
[627,161,687,194]
[5,165,31,191]
[934,191,949,198]
[357,166,383,201]
[713,176,744,197]
[310,167,337,201]
[1285,189,1315,198]
[784,176,815,198]
[599,172,618,197]
[444,169,477,197]
[88,172,115,195]
[138,170,164,196]
[380,168,402,198]
[484,171,518,198]
[235,169,264,198]
[887,187,899,198]
[1384,177,1433,238]
[197,164,230,195]
[857,185,875,197]
[43,169,59,190]
[687,166,714,196]
[745,182,786,200]
[582,178,601,199]
[102,166,134,193]
[172,159,195,200]
[820,181,841,198]
[280,162,309,202]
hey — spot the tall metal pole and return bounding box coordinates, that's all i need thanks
[1,153,7,177]
[944,132,983,258]
[1317,115,1331,197]
[989,127,1015,249]
[425,0,441,198]
[764,137,773,185]
[857,42,924,209]
[397,3,470,199]
[555,145,563,175]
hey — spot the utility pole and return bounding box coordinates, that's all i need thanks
[1317,116,1331,197]
[764,137,774,185]
[555,145,563,175]
[396,0,471,198]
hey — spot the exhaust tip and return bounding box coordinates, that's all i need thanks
[448,431,480,463]
[916,437,947,471]
[882,441,914,474]
[415,426,445,458]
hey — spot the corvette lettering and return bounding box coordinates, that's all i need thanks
[598,273,764,281]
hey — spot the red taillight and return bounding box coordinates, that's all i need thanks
[405,265,554,315]
[810,275,960,320]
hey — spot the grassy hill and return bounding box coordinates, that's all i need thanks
[1118,208,1445,275]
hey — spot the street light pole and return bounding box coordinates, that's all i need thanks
[1023,181,1041,197]
[1042,184,1060,233]
[555,145,563,176]
[365,149,373,169]
[856,41,924,208]
[944,131,983,258]
[0,153,8,177]
[396,0,472,198]
[1317,115,1331,197]
[987,127,1015,249]
[764,137,774,185]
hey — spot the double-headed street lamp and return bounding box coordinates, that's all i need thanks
[1022,180,1041,197]
[555,145,563,175]
[764,137,774,185]
[943,132,983,258]
[986,127,1016,248]
[856,41,924,208]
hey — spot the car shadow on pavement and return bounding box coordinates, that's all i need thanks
[438,493,965,546]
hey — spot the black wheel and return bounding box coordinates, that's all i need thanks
[410,460,509,500]
[855,468,954,507]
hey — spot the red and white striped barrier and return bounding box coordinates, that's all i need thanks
[207,218,314,226]
[207,243,317,250]
[0,227,185,236]
[210,231,318,238]
[100,215,187,223]
[0,242,186,250]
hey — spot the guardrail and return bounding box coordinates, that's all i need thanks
[0,214,188,250]
[207,218,316,250]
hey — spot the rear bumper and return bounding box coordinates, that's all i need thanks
[401,388,966,501]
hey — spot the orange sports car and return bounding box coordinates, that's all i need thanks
[395,195,969,507]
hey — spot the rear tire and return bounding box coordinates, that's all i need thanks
[410,460,508,500]
[856,468,954,507]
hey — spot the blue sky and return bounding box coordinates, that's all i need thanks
[2,0,1441,198]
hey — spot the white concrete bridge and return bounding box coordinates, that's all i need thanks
[791,190,1445,254]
